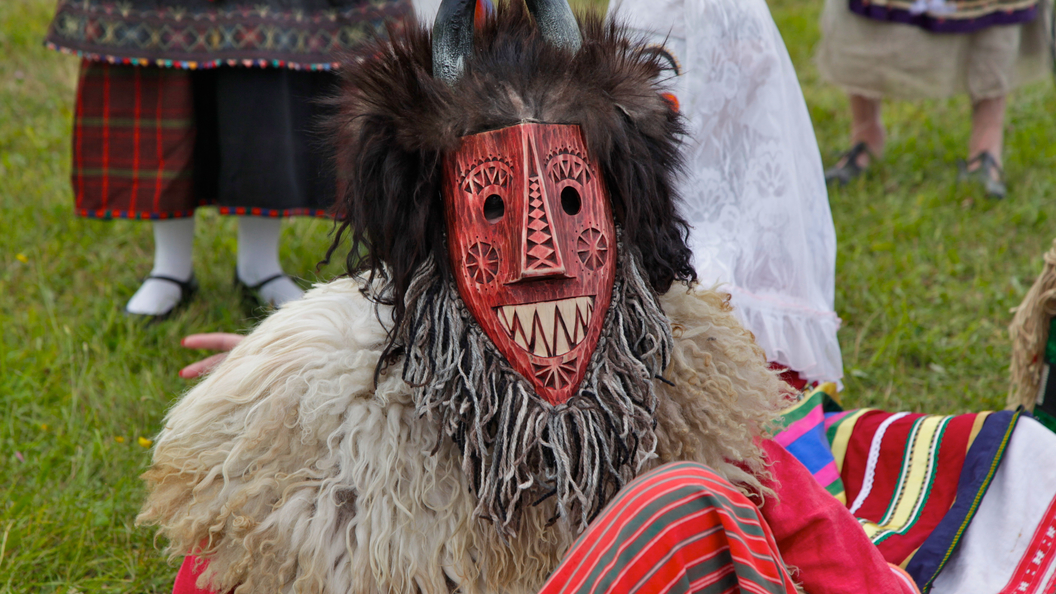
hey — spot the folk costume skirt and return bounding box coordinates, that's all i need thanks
[607,0,845,386]
[72,61,337,220]
[816,0,1050,101]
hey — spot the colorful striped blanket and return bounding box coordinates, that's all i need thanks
[775,388,1056,593]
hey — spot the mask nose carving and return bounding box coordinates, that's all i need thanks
[514,133,567,281]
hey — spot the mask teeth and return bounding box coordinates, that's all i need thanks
[496,296,595,358]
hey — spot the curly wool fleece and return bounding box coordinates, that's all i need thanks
[138,280,787,594]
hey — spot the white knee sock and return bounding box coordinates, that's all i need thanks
[236,216,303,307]
[126,218,196,316]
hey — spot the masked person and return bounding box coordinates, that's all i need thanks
[606,0,843,389]
[45,0,410,318]
[138,2,1056,593]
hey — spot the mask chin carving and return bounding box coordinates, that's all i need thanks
[443,123,617,405]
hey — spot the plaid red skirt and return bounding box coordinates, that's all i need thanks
[73,62,199,219]
[72,60,336,220]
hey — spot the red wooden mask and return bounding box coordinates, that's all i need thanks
[443,122,617,405]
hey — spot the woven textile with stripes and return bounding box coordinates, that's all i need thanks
[822,408,1032,592]
[773,384,847,503]
[539,462,798,594]
[46,0,412,70]
[825,410,1002,566]
[848,0,1038,33]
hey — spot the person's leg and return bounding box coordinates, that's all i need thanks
[959,95,1007,198]
[539,462,798,594]
[126,218,196,315]
[848,94,885,164]
[826,94,884,183]
[236,216,303,307]
[968,95,1006,171]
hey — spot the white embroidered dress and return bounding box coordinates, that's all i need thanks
[609,0,844,385]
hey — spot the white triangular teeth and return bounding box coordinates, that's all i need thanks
[496,296,595,357]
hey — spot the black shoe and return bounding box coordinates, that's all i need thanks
[824,141,872,186]
[234,270,292,312]
[126,274,198,322]
[958,151,1007,199]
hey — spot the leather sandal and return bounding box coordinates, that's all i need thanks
[958,151,1007,199]
[824,141,872,186]
[235,270,292,311]
[127,274,198,322]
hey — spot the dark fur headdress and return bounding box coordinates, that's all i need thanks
[326,0,695,341]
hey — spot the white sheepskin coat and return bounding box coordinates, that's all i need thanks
[139,278,787,594]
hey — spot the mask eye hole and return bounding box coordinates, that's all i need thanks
[561,186,581,216]
[483,194,505,223]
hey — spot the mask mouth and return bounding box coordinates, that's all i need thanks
[495,295,595,357]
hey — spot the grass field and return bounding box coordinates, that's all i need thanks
[2,0,1055,591]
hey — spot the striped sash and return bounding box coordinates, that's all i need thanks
[540,462,797,594]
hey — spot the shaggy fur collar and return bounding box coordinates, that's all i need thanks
[139,280,787,594]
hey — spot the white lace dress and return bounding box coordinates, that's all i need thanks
[609,0,844,385]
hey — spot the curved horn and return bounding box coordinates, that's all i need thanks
[524,0,582,52]
[432,0,476,84]
[432,0,582,85]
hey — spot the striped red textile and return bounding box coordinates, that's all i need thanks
[999,494,1056,594]
[73,60,199,220]
[837,411,979,565]
[540,462,798,594]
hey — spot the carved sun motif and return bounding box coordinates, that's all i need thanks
[460,156,514,195]
[545,148,592,185]
[466,242,499,284]
[576,227,608,271]
[533,359,579,390]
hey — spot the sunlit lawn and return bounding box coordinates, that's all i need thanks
[2,0,1054,590]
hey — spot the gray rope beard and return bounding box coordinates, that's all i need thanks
[398,245,673,537]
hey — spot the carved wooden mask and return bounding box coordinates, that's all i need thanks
[443,122,617,405]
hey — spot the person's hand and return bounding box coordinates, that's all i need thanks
[179,333,245,379]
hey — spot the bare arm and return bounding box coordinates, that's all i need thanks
[179,333,245,379]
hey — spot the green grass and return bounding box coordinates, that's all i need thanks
[768,0,1056,413]
[2,0,1055,590]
